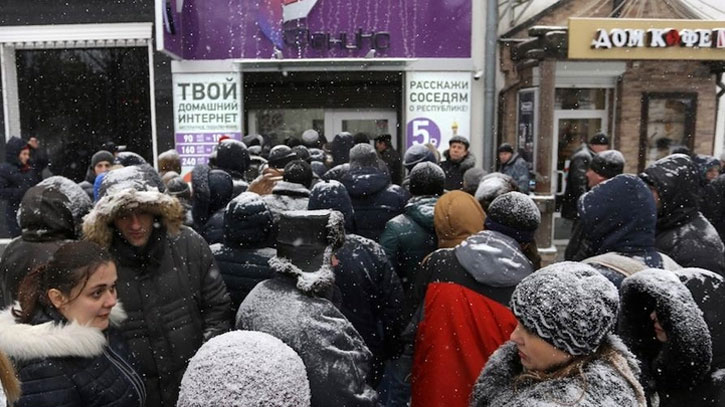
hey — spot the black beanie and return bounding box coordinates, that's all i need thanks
[497,143,514,154]
[484,191,540,243]
[276,210,345,273]
[409,162,445,196]
[589,150,625,179]
[268,145,297,169]
[449,135,470,149]
[283,160,313,188]
[291,145,311,162]
[91,150,114,168]
[589,133,610,146]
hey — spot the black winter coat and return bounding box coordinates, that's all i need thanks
[618,269,725,406]
[0,306,145,407]
[379,146,402,185]
[440,150,475,191]
[641,154,725,275]
[700,173,725,244]
[201,209,225,245]
[334,234,405,383]
[0,176,92,306]
[0,137,45,237]
[108,228,232,407]
[340,167,409,241]
[561,144,592,220]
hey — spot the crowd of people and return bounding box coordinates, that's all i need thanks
[0,129,721,406]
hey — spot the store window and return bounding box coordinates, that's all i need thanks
[16,47,152,182]
[640,92,696,171]
[248,109,324,146]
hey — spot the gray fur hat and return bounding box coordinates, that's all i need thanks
[510,262,619,356]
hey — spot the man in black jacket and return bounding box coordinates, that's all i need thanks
[441,135,476,190]
[375,134,402,185]
[560,133,609,220]
[83,165,232,407]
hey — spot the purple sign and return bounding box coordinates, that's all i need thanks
[406,118,441,149]
[161,0,471,60]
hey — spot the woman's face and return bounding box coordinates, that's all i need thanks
[18,148,30,166]
[510,322,572,372]
[49,262,118,330]
[650,311,668,342]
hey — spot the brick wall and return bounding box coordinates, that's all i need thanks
[615,61,716,173]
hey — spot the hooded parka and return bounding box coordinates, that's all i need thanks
[0,177,92,306]
[640,154,725,275]
[0,137,45,237]
[83,166,233,407]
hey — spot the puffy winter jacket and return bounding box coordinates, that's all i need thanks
[576,174,666,286]
[560,144,593,219]
[334,234,405,384]
[640,154,725,275]
[83,172,233,407]
[497,152,530,194]
[341,167,409,241]
[211,192,276,310]
[0,177,92,306]
[0,137,44,237]
[379,146,403,186]
[191,164,234,243]
[0,306,145,407]
[237,257,378,407]
[408,231,531,407]
[700,173,725,244]
[470,336,644,407]
[440,150,476,191]
[618,269,725,406]
[380,195,438,292]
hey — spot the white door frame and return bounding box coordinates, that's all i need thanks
[325,109,398,148]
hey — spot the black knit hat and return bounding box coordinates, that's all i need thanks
[283,160,313,188]
[276,210,346,273]
[589,150,625,179]
[267,145,297,169]
[510,262,619,356]
[91,150,114,168]
[449,135,470,149]
[409,162,445,196]
[484,191,540,243]
[589,133,610,146]
[291,145,311,162]
[497,143,514,154]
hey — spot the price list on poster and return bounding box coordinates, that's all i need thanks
[172,72,243,175]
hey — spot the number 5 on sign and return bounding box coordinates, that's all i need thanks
[412,120,431,144]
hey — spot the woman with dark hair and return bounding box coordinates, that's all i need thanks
[0,241,145,407]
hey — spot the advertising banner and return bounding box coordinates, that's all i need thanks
[405,72,471,153]
[172,72,243,176]
[159,0,471,60]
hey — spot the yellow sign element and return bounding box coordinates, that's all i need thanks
[568,18,725,60]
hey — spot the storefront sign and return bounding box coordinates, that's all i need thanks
[569,18,725,60]
[405,72,471,152]
[159,0,471,60]
[172,72,243,175]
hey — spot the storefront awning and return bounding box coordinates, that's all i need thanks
[0,23,152,48]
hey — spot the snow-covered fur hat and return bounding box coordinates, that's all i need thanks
[83,166,184,248]
[177,330,311,407]
[275,210,345,276]
[589,150,625,179]
[349,143,379,169]
[484,191,540,243]
[511,262,620,356]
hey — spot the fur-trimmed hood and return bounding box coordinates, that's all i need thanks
[0,304,126,361]
[83,186,184,248]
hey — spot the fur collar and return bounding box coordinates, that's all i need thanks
[269,247,335,295]
[471,335,645,407]
[0,304,126,361]
[82,187,184,248]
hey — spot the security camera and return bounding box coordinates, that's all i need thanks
[473,70,484,80]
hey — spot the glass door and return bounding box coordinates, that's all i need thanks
[325,110,398,148]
